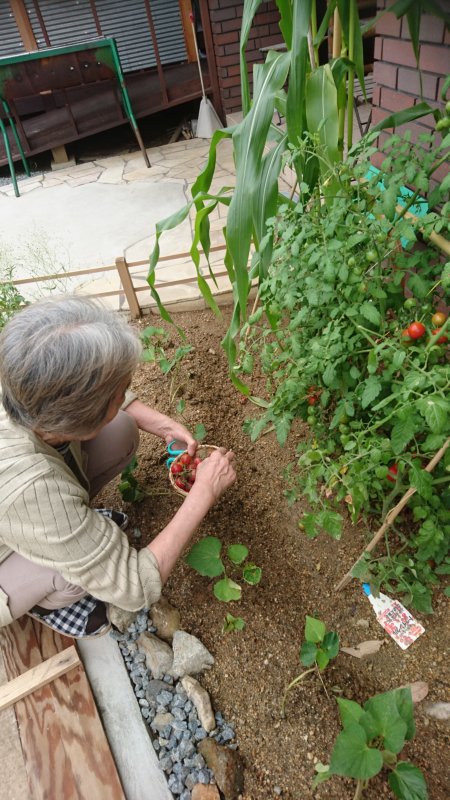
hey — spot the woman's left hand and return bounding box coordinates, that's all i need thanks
[163,422,197,457]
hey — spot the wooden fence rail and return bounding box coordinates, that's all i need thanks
[2,244,228,319]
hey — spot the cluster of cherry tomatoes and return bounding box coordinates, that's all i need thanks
[402,311,448,345]
[306,385,322,405]
[170,452,203,492]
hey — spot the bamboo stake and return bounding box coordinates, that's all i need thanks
[334,437,450,592]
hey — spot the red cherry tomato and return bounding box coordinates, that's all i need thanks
[387,464,398,483]
[171,462,183,475]
[407,321,426,339]
[179,453,192,466]
[175,478,188,491]
[432,328,448,344]
[401,328,411,339]
[307,396,317,405]
[187,469,196,484]
[193,457,203,467]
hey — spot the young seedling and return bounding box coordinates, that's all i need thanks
[281,616,339,717]
[313,687,428,800]
[185,536,262,632]
[119,456,169,503]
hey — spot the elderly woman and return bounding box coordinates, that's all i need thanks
[0,296,235,638]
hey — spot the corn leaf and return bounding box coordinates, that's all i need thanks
[286,0,312,179]
[227,51,290,320]
[240,0,264,116]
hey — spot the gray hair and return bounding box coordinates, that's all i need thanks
[0,295,141,436]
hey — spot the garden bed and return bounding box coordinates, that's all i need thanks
[97,308,449,800]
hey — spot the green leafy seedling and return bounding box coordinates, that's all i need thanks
[185,536,262,631]
[313,687,428,800]
[281,616,340,717]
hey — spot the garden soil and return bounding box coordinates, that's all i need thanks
[97,307,449,800]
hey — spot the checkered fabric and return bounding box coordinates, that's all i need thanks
[29,595,102,637]
[94,508,129,530]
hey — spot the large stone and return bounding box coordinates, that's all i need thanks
[181,676,215,732]
[198,739,244,800]
[150,597,181,642]
[170,631,214,679]
[191,785,220,800]
[150,712,174,733]
[108,605,137,633]
[137,631,173,679]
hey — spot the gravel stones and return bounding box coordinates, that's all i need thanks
[114,607,239,799]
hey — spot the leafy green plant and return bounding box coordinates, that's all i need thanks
[185,535,262,631]
[148,1,446,382]
[118,455,170,503]
[238,128,450,612]
[281,616,339,716]
[0,281,25,329]
[313,687,427,800]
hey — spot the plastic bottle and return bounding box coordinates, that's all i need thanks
[362,583,425,650]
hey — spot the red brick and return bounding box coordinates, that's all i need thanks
[220,41,240,55]
[432,162,449,183]
[373,61,397,89]
[220,17,244,33]
[372,85,381,105]
[419,43,450,74]
[380,87,416,111]
[445,26,450,45]
[375,12,401,37]
[215,30,239,46]
[254,10,279,25]
[221,75,241,88]
[397,67,438,101]
[401,13,445,44]
[382,38,418,68]
[371,107,388,127]
[210,7,237,22]
[374,37,383,61]
[216,53,240,67]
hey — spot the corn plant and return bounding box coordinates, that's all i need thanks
[148,0,447,383]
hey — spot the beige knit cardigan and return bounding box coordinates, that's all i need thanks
[0,403,162,627]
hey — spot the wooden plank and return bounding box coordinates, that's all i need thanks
[0,645,80,711]
[115,256,142,319]
[10,0,38,52]
[0,645,30,800]
[1,617,125,800]
[179,0,197,63]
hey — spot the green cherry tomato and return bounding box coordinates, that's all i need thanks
[347,256,356,268]
[436,117,450,131]
[366,249,377,263]
[403,297,416,310]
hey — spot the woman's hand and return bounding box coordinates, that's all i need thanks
[125,401,197,456]
[190,447,236,504]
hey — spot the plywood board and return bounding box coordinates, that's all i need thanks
[0,617,125,800]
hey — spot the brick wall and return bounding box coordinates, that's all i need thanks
[372,1,450,179]
[208,0,281,115]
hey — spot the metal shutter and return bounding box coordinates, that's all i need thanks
[95,0,187,72]
[23,0,187,73]
[0,4,25,56]
[24,0,98,48]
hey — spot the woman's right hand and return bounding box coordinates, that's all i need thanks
[191,447,236,504]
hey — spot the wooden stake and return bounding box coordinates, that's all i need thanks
[115,256,141,319]
[334,438,450,592]
[0,645,80,711]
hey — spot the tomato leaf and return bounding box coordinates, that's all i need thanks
[361,376,382,409]
[242,563,262,584]
[391,414,417,455]
[300,640,318,666]
[409,466,433,500]
[360,303,381,327]
[417,396,448,434]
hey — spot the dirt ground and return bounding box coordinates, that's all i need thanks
[97,307,449,800]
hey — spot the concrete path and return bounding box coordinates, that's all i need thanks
[0,138,237,311]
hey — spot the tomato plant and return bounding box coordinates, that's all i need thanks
[431,311,447,327]
[239,130,450,613]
